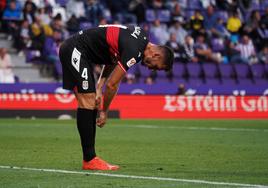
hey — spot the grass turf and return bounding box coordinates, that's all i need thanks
[0,119,267,188]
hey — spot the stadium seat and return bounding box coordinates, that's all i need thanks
[172,63,186,78]
[188,77,204,86]
[221,78,237,85]
[79,22,93,30]
[138,64,153,78]
[250,64,265,78]
[156,77,173,84]
[254,78,268,85]
[237,78,254,85]
[202,63,219,78]
[205,78,221,85]
[186,63,202,78]
[265,64,268,77]
[157,10,171,22]
[187,0,202,9]
[146,9,156,22]
[218,11,229,23]
[218,64,234,78]
[233,63,251,78]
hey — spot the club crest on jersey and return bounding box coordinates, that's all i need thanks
[82,81,88,90]
[126,58,136,68]
[131,26,141,39]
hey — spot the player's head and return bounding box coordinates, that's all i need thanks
[142,43,174,71]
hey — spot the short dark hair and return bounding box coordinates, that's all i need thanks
[159,45,174,71]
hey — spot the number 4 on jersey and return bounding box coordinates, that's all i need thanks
[81,68,88,80]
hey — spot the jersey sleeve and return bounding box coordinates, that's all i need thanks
[118,48,142,72]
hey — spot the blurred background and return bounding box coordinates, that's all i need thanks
[0,0,268,118]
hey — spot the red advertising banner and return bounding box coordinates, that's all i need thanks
[0,93,268,119]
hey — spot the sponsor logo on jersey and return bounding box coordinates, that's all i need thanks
[126,58,137,67]
[71,48,81,72]
[82,81,89,90]
[131,26,141,39]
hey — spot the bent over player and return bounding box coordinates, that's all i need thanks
[59,25,174,171]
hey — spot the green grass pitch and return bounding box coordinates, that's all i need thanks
[0,118,268,188]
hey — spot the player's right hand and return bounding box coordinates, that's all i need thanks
[96,110,107,128]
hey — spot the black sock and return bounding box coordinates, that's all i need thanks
[76,108,97,161]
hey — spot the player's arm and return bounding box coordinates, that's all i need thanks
[96,64,126,127]
[95,64,116,109]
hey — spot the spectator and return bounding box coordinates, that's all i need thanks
[233,34,257,64]
[66,14,80,34]
[194,34,222,63]
[168,19,187,45]
[170,2,185,22]
[165,33,180,58]
[227,11,242,34]
[203,5,218,38]
[189,10,205,39]
[212,17,230,39]
[150,19,169,45]
[0,0,7,27]
[15,19,31,55]
[23,0,37,24]
[0,48,15,83]
[66,0,85,19]
[106,0,137,24]
[38,7,51,25]
[84,0,106,26]
[258,46,268,64]
[42,30,62,80]
[145,76,154,85]
[2,0,22,39]
[178,35,198,63]
[128,0,146,23]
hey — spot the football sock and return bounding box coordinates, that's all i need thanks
[76,108,97,162]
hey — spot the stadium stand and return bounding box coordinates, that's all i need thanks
[0,0,268,94]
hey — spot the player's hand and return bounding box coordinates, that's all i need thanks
[96,110,107,128]
[95,89,102,110]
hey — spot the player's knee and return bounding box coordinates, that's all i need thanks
[76,93,96,110]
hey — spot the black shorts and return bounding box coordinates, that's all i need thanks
[59,37,95,93]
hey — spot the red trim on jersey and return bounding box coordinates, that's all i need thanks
[117,61,127,73]
[106,27,120,56]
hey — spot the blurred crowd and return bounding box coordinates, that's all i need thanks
[1,0,268,83]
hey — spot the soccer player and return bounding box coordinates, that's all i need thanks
[59,25,174,171]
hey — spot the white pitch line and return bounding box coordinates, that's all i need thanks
[0,165,267,188]
[132,125,268,132]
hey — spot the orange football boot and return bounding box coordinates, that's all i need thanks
[82,157,119,171]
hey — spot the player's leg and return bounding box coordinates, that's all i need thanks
[74,92,97,162]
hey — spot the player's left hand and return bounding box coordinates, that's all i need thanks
[96,110,107,128]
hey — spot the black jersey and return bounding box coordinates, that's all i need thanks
[74,25,149,73]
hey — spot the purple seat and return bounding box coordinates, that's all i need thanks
[188,77,204,86]
[56,0,67,6]
[156,70,168,78]
[237,78,254,85]
[219,64,234,78]
[187,0,201,9]
[79,22,92,30]
[211,38,225,52]
[250,64,265,78]
[138,64,153,78]
[186,63,202,78]
[233,63,251,78]
[205,78,221,85]
[172,63,185,78]
[265,64,268,76]
[221,78,237,85]
[254,78,268,85]
[157,9,170,22]
[218,11,229,23]
[156,77,172,84]
[128,65,139,75]
[146,9,156,22]
[173,78,187,85]
[202,63,219,78]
